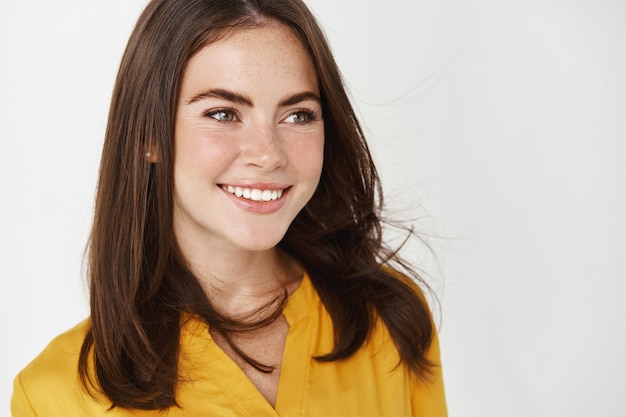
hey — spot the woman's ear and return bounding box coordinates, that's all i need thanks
[145,144,159,163]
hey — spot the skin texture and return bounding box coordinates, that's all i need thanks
[172,22,325,406]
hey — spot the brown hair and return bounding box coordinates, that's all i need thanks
[79,0,434,410]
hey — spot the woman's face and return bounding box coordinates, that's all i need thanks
[172,22,324,257]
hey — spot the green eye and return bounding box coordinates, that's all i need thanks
[284,111,313,124]
[209,110,236,122]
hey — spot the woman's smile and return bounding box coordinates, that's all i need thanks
[218,183,292,215]
[220,184,287,202]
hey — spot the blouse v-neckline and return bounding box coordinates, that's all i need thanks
[179,272,318,416]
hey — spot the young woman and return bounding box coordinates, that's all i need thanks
[12,0,447,415]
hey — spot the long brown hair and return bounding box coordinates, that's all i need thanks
[79,0,435,410]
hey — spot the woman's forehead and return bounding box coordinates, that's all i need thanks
[179,23,319,100]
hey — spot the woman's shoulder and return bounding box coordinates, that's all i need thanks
[12,319,94,414]
[20,319,90,376]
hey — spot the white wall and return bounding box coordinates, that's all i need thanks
[1,1,625,415]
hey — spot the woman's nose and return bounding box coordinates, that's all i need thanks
[240,124,287,171]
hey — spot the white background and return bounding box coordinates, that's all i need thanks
[1,0,625,415]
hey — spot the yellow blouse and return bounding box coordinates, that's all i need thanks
[12,273,447,416]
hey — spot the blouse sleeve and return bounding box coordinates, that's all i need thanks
[11,374,38,417]
[384,267,448,416]
[411,327,448,417]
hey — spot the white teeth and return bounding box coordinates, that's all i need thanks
[250,189,262,200]
[223,185,284,202]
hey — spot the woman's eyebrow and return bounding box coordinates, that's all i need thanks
[187,89,320,107]
[187,88,253,106]
[278,91,321,107]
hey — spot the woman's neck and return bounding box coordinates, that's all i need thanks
[183,245,303,317]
